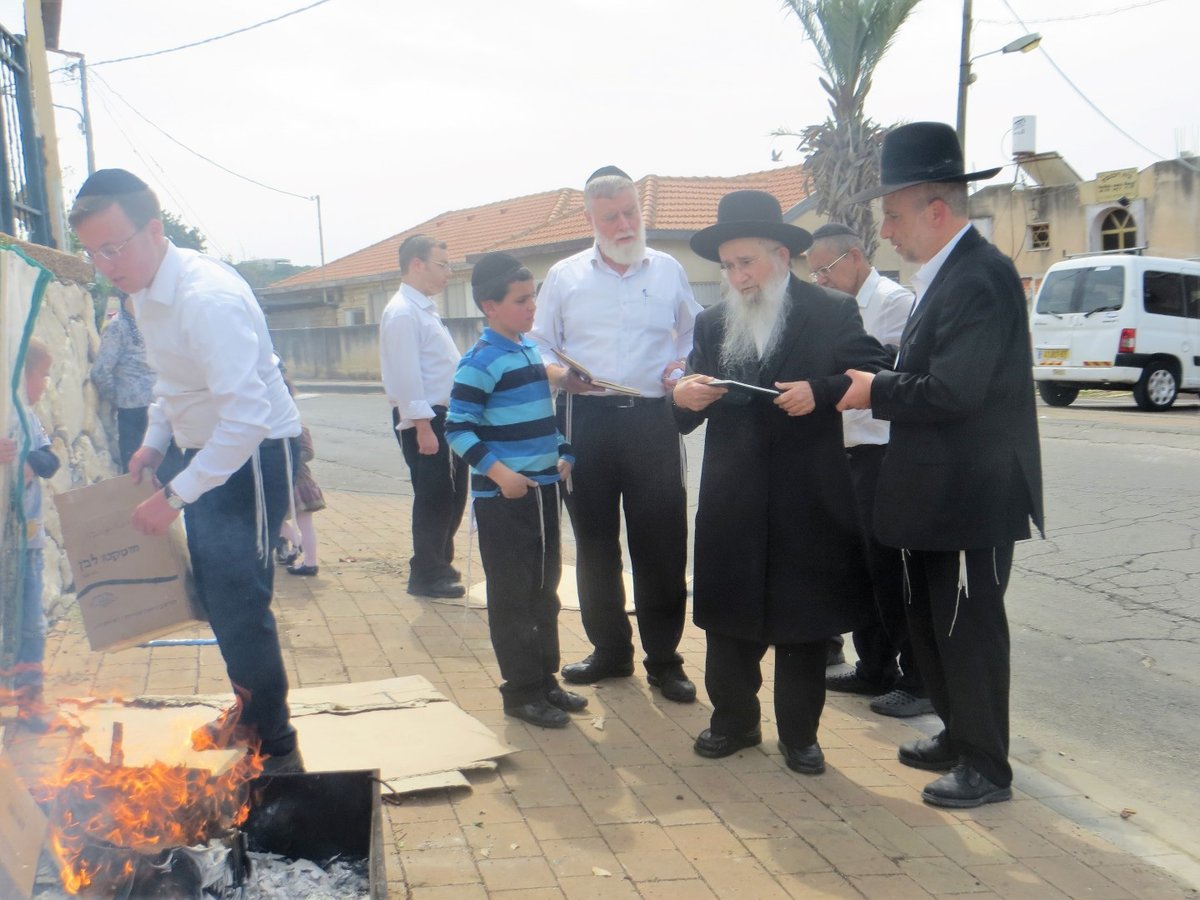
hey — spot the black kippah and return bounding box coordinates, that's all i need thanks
[76,168,149,199]
[585,165,631,186]
[811,223,859,241]
[471,252,524,289]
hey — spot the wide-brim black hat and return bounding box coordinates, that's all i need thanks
[850,121,1002,203]
[690,190,813,262]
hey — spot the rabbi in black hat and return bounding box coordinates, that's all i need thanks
[529,166,702,705]
[673,190,889,776]
[69,169,305,774]
[837,121,1044,809]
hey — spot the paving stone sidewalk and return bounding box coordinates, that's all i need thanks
[8,488,1199,898]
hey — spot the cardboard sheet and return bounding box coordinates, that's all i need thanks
[77,677,514,794]
[0,757,47,900]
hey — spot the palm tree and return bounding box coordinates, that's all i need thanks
[777,0,922,257]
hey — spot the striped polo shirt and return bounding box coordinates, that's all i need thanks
[446,328,573,498]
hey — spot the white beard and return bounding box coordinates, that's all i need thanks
[596,225,647,267]
[719,270,790,371]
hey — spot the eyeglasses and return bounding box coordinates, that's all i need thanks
[808,250,849,281]
[428,260,451,271]
[83,227,143,263]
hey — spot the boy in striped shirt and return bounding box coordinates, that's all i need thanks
[446,252,585,729]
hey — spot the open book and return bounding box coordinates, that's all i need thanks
[552,348,642,396]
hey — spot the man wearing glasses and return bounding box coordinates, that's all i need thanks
[380,234,469,599]
[70,168,304,774]
[805,225,928,719]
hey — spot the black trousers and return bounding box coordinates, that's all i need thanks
[706,633,827,748]
[116,406,148,473]
[846,444,923,692]
[904,544,1015,786]
[476,483,563,707]
[182,438,295,757]
[558,396,688,676]
[393,406,469,585]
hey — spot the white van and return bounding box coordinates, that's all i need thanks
[1030,255,1200,410]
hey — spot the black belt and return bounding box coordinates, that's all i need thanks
[568,394,666,409]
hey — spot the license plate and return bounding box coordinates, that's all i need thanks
[1038,348,1068,363]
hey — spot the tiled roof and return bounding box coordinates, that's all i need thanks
[267,164,809,291]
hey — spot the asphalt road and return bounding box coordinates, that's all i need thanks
[297,387,1200,858]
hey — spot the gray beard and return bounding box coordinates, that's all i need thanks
[719,273,790,371]
[597,229,647,267]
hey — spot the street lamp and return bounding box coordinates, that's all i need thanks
[956,0,1041,150]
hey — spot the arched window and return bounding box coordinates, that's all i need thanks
[1100,208,1137,251]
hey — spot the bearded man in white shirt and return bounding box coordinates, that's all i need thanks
[805,223,930,719]
[379,234,469,599]
[70,169,304,774]
[530,166,701,704]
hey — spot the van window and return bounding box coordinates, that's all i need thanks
[1143,271,1186,318]
[1186,275,1200,319]
[1035,266,1125,315]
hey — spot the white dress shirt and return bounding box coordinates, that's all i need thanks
[844,269,914,447]
[379,282,462,429]
[529,245,700,398]
[910,223,972,310]
[135,242,301,504]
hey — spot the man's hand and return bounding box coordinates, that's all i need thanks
[128,446,164,485]
[660,359,687,391]
[0,437,16,465]
[837,370,875,411]
[491,464,538,499]
[774,380,816,417]
[132,489,181,535]
[672,374,727,412]
[557,458,573,482]
[548,363,600,395]
[414,419,439,455]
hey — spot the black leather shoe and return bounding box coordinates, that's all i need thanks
[287,563,319,576]
[505,699,569,729]
[693,727,762,759]
[898,732,957,772]
[546,687,588,712]
[561,654,634,684]
[870,689,934,718]
[778,740,825,775]
[922,764,1012,808]
[408,578,466,599]
[647,669,696,704]
[825,670,891,696]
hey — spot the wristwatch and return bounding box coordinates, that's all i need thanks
[163,482,188,511]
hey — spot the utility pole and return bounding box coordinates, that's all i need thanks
[313,194,329,307]
[54,50,95,176]
[956,0,973,149]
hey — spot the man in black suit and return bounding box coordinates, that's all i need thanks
[839,122,1044,808]
[674,191,889,776]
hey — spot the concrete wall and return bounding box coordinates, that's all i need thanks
[271,317,486,381]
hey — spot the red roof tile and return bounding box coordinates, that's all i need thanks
[268,165,809,291]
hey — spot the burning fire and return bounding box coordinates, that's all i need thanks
[30,731,264,894]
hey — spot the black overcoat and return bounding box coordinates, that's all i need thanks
[675,276,891,644]
[871,227,1045,551]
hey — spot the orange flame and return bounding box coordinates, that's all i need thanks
[30,742,263,894]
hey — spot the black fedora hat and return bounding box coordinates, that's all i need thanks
[690,190,812,262]
[850,121,1002,203]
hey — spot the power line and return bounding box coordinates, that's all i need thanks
[1000,0,1199,173]
[978,0,1168,25]
[88,69,314,202]
[91,0,335,67]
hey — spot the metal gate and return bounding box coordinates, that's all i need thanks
[0,22,51,246]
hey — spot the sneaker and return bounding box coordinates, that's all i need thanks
[869,689,934,718]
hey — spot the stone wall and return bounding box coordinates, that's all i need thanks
[5,238,118,615]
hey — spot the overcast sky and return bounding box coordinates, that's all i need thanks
[3,0,1195,266]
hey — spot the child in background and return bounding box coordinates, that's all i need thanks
[282,422,324,576]
[446,252,584,729]
[1,337,60,732]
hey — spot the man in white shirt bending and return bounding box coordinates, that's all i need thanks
[70,169,303,774]
[530,166,701,704]
[379,235,469,599]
